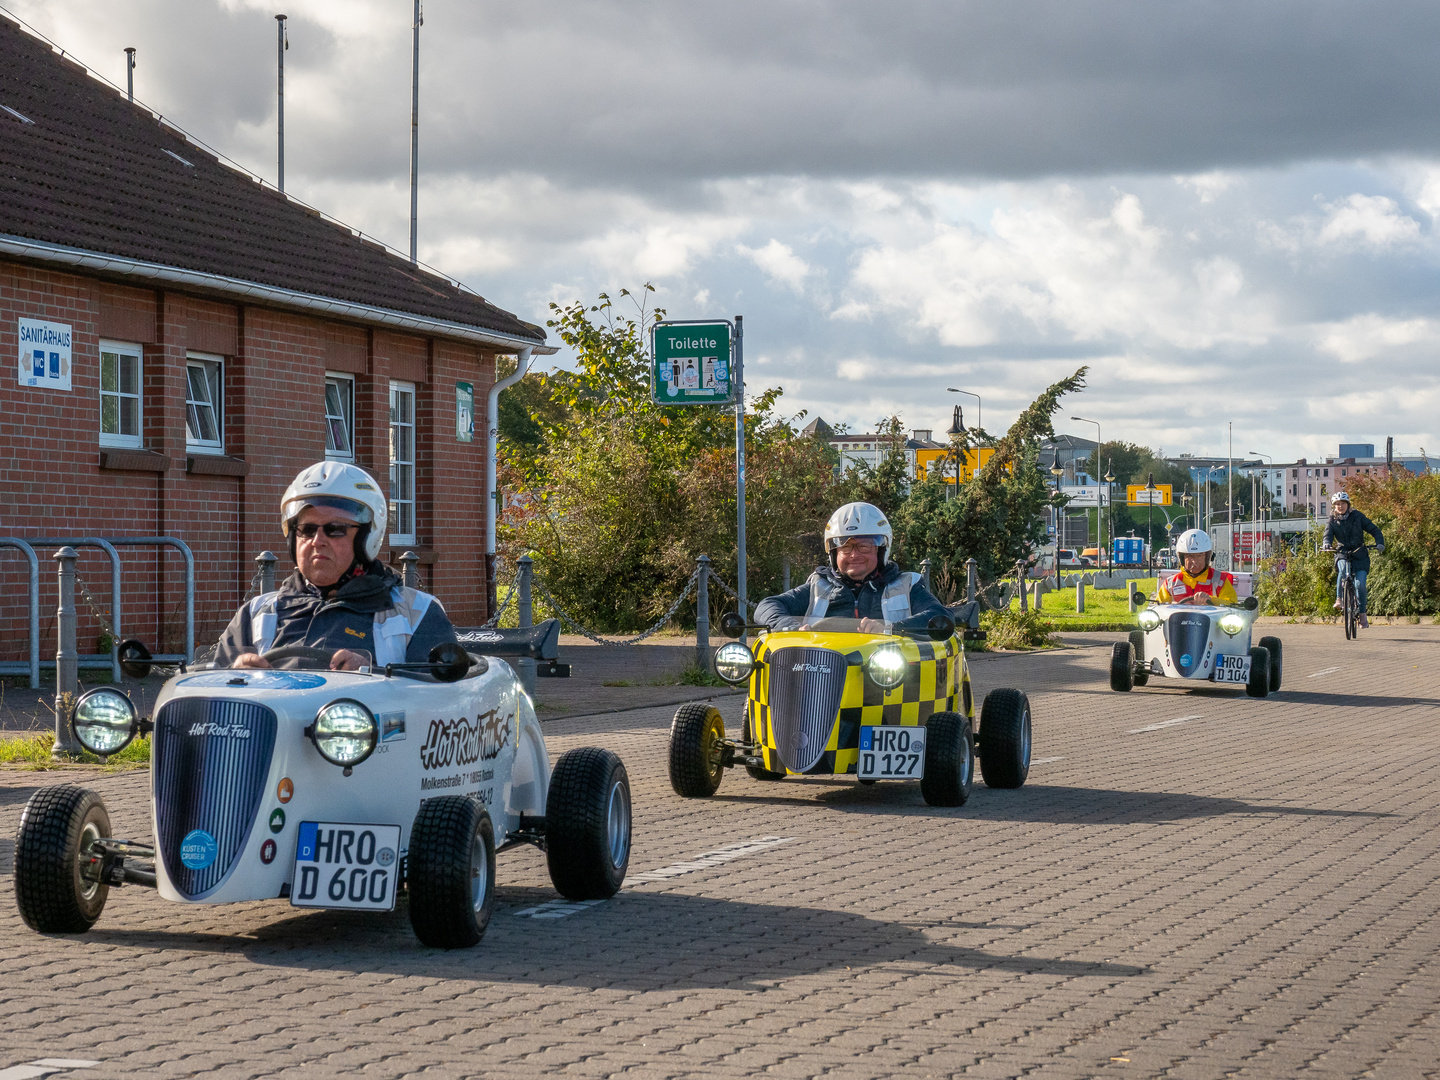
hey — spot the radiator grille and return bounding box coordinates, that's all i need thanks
[767,647,846,774]
[1165,612,1211,677]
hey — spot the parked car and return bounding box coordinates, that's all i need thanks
[1057,548,1082,570]
[14,644,632,949]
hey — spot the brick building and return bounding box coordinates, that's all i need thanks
[0,17,550,665]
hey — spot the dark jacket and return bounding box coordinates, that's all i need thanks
[754,562,948,633]
[1322,510,1385,572]
[211,564,457,666]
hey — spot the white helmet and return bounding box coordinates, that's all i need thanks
[1331,491,1350,506]
[1175,528,1212,555]
[281,462,388,561]
[824,502,893,566]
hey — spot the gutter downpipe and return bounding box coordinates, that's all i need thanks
[486,346,533,621]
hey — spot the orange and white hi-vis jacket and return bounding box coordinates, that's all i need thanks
[1157,566,1238,605]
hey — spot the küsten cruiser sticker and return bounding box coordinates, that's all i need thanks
[180,829,217,870]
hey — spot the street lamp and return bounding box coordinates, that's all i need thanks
[946,389,981,434]
[1144,473,1158,571]
[1050,458,1064,552]
[945,405,965,499]
[1072,415,1100,559]
[1103,460,1115,567]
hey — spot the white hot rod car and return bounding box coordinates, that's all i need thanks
[13,643,631,949]
[1110,593,1282,698]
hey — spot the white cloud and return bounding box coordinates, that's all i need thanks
[1313,314,1440,363]
[1317,194,1421,247]
[737,239,812,291]
[1176,171,1238,203]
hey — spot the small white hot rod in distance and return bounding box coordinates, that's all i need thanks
[13,644,632,949]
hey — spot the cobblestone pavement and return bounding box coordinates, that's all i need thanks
[2,623,1437,1079]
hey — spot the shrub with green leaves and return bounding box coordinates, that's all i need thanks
[980,609,1060,649]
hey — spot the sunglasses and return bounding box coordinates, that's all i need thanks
[295,522,360,540]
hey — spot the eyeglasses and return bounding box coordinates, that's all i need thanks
[831,535,882,551]
[294,522,360,540]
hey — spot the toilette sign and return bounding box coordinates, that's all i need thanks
[17,318,72,391]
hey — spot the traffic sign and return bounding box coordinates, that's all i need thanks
[1126,484,1172,506]
[1059,485,1110,508]
[651,321,733,405]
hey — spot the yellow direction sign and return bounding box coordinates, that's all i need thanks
[1126,484,1172,506]
[916,446,995,484]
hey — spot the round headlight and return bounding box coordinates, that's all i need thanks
[1219,612,1246,636]
[866,645,907,689]
[70,688,138,757]
[713,642,756,685]
[1137,609,1161,631]
[308,699,377,769]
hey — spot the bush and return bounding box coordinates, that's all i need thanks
[980,609,1060,649]
[1255,525,1334,617]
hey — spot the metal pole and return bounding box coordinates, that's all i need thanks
[1227,422,1234,571]
[920,558,931,592]
[966,558,977,604]
[409,0,421,264]
[516,554,535,696]
[53,547,82,760]
[256,550,278,594]
[399,551,420,589]
[733,315,747,628]
[696,554,711,671]
[275,15,286,192]
[124,48,135,103]
[1017,560,1028,612]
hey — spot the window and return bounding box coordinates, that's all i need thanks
[185,354,223,453]
[99,342,142,448]
[324,374,355,460]
[389,381,415,543]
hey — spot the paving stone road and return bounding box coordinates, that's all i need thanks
[2,623,1437,1079]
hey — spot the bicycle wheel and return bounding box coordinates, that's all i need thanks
[1343,575,1357,640]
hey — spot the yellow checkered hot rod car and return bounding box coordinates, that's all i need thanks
[668,613,1033,806]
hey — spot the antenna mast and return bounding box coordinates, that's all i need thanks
[410,0,422,264]
[276,14,288,192]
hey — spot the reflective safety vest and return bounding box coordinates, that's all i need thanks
[805,572,919,624]
[246,586,435,666]
[1161,568,1235,604]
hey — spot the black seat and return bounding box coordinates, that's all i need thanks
[453,618,560,660]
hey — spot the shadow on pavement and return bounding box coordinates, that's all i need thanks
[81,889,1147,989]
[1256,690,1440,708]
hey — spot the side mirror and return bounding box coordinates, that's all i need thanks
[117,639,153,680]
[927,614,956,641]
[1241,595,1259,611]
[719,611,747,638]
[1131,592,1148,607]
[428,642,472,683]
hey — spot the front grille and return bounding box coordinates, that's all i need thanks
[1165,611,1211,676]
[153,698,278,899]
[766,647,846,773]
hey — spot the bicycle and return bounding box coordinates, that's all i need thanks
[1333,543,1377,641]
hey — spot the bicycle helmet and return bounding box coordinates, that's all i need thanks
[823,502,892,567]
[1331,491,1350,506]
[1175,529,1212,555]
[281,462,388,561]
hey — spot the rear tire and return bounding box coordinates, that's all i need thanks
[1109,642,1133,692]
[1246,647,1271,698]
[920,712,974,807]
[1259,635,1283,692]
[407,796,495,949]
[1129,629,1150,685]
[545,748,631,900]
[14,785,110,934]
[978,689,1032,789]
[668,702,725,797]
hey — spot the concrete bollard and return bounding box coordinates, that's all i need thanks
[966,558,978,604]
[1017,563,1028,612]
[920,558,931,592]
[1033,579,1043,611]
[696,554,711,669]
[516,555,535,696]
[255,550,278,593]
[52,547,82,760]
[399,550,420,589]
[1076,577,1085,614]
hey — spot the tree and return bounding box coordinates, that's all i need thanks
[835,415,911,522]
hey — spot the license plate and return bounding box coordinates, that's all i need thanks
[858,726,926,779]
[1212,654,1251,684]
[291,822,401,911]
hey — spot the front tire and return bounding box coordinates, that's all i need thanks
[1259,635,1283,692]
[669,702,725,797]
[1110,642,1134,692]
[407,796,496,949]
[978,689,1032,789]
[14,785,111,934]
[1246,647,1271,699]
[920,712,974,807]
[546,748,632,900]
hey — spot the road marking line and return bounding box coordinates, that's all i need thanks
[0,1063,99,1080]
[512,837,796,919]
[1128,715,1202,734]
[1308,667,1342,678]
[1031,757,1064,764]
[30,1066,100,1072]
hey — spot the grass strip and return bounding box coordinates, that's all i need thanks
[0,731,151,770]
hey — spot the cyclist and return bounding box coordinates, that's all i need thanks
[1323,492,1385,629]
[1156,529,1238,606]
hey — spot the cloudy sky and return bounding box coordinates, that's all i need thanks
[10,0,1440,461]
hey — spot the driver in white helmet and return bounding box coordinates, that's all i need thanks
[754,502,948,633]
[211,462,458,670]
[1156,529,1238,606]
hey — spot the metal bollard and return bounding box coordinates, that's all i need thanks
[966,558,978,604]
[1034,578,1043,611]
[782,555,791,593]
[1017,562,1028,612]
[516,555,535,696]
[53,547,82,760]
[255,550,278,593]
[1076,577,1085,614]
[696,554,711,670]
[920,558,931,592]
[399,551,420,589]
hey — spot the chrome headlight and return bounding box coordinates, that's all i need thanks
[1219,612,1246,636]
[713,642,757,684]
[307,699,377,770]
[866,645,907,689]
[1137,609,1162,631]
[70,687,138,757]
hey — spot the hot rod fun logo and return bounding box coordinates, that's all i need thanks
[418,709,512,771]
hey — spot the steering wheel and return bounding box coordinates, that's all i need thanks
[256,645,338,670]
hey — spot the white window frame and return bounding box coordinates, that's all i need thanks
[99,340,143,449]
[184,352,225,454]
[389,380,416,545]
[324,373,356,461]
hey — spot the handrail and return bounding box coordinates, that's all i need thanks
[0,538,40,686]
[103,536,195,663]
[26,537,121,681]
